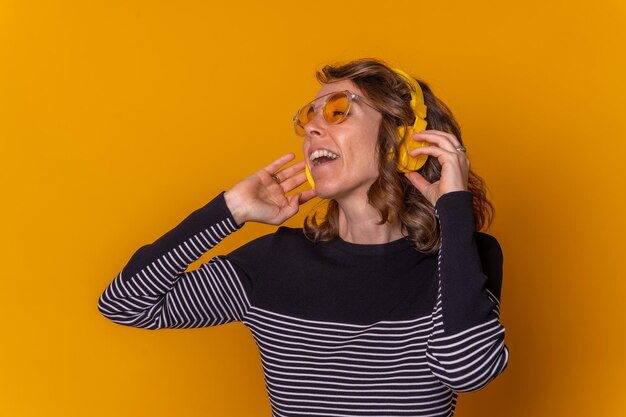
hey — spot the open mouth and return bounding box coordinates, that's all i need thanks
[309,149,340,167]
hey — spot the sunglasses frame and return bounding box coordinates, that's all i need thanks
[293,90,380,136]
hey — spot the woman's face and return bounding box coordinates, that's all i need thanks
[302,79,382,202]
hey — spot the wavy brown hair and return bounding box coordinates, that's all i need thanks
[303,58,494,254]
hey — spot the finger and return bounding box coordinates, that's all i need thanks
[413,131,462,153]
[410,142,469,163]
[278,171,308,193]
[285,193,300,211]
[417,130,461,145]
[278,189,317,223]
[404,171,432,195]
[272,160,306,184]
[262,153,296,174]
[280,194,302,218]
[412,131,458,153]
[409,144,455,159]
[410,146,470,177]
[298,189,317,205]
[409,146,469,192]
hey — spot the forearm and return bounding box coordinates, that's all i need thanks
[434,191,499,333]
[98,192,247,329]
[427,191,508,391]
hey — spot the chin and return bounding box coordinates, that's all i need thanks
[312,185,335,200]
[314,184,357,202]
[311,179,342,200]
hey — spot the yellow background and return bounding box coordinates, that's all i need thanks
[1,0,625,416]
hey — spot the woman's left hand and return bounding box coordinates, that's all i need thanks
[403,130,470,206]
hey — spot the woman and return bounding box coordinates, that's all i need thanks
[99,58,508,416]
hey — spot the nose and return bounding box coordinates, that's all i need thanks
[303,110,326,137]
[302,111,327,160]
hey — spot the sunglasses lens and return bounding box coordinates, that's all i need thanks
[323,93,349,124]
[294,92,351,136]
[295,104,314,135]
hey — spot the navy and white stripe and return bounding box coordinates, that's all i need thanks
[99,192,508,416]
[98,217,249,329]
[426,285,508,392]
[427,192,509,393]
[245,307,455,416]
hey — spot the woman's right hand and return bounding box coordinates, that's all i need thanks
[224,153,316,226]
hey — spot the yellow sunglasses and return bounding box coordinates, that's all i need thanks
[293,90,380,136]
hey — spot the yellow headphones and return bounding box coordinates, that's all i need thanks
[305,68,428,189]
[391,68,429,173]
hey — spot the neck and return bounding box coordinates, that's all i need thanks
[336,196,404,244]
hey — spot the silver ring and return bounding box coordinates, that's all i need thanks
[455,145,467,153]
[271,173,281,184]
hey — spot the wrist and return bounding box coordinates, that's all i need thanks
[223,189,247,226]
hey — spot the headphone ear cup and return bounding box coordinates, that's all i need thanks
[396,120,428,172]
[305,164,315,189]
[391,67,429,172]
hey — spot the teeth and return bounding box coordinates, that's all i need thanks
[309,149,340,164]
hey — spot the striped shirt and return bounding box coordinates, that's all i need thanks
[98,191,508,416]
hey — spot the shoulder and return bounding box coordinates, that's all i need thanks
[251,226,308,247]
[226,226,308,263]
[221,227,311,294]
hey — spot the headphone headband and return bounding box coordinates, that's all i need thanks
[391,67,427,122]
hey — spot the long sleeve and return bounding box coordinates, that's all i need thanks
[426,191,509,391]
[98,192,252,329]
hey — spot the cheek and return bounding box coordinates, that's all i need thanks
[363,130,380,163]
